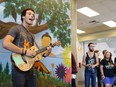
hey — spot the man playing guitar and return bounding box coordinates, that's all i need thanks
[2,8,51,87]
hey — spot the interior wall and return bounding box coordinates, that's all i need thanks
[79,29,116,42]
[0,0,72,87]
[71,0,78,60]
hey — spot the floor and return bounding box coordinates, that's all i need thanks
[78,81,84,87]
[78,81,116,87]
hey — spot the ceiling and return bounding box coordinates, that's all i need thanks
[77,0,116,35]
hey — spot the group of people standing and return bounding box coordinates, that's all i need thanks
[82,42,116,87]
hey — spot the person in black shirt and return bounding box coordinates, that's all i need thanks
[100,51,115,87]
[95,50,102,87]
[102,50,108,87]
[114,57,116,85]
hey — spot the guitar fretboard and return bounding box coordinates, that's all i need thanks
[35,43,56,55]
[36,47,47,54]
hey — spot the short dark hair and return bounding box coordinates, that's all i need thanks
[21,8,35,22]
[88,42,94,47]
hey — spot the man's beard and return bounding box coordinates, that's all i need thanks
[89,48,94,52]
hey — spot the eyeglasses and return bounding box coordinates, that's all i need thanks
[90,46,95,47]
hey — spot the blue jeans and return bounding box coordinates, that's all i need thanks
[12,65,37,87]
[85,69,96,87]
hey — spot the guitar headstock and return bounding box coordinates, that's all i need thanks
[51,41,61,47]
[55,41,61,46]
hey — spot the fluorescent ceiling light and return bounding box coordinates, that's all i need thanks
[77,7,100,17]
[77,29,85,34]
[103,21,116,27]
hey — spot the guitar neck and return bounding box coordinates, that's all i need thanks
[36,47,47,55]
[35,43,56,55]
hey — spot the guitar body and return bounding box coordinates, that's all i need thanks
[12,41,61,71]
[12,46,42,71]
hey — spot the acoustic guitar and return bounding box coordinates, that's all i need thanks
[12,41,61,71]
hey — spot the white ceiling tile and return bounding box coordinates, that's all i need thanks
[77,0,116,34]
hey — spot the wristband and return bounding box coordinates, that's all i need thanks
[22,49,27,55]
[22,48,24,55]
[24,49,27,55]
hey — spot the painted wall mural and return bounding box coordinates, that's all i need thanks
[0,0,71,87]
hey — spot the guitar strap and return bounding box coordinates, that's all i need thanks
[20,25,40,49]
[30,33,40,49]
